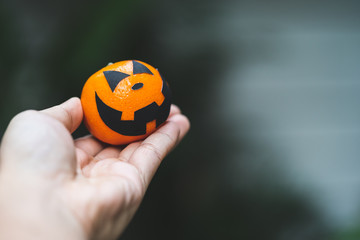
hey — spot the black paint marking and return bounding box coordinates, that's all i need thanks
[95,92,146,136]
[156,73,172,127]
[132,82,143,90]
[95,73,171,136]
[103,71,130,92]
[132,61,153,75]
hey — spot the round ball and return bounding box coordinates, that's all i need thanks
[81,60,172,145]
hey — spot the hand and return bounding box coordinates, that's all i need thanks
[0,97,190,240]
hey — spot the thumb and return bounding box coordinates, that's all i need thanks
[0,98,83,179]
[41,97,83,133]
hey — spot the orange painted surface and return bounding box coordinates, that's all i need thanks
[81,60,168,145]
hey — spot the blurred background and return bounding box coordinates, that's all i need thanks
[1,0,360,239]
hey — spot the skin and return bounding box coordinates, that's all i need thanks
[0,97,190,240]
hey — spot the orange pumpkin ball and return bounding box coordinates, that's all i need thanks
[81,60,172,145]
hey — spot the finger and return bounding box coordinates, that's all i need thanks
[41,97,83,133]
[95,146,122,161]
[169,104,181,117]
[74,135,107,170]
[118,141,141,162]
[128,113,190,187]
[75,135,106,157]
[115,105,182,163]
[80,146,123,176]
[167,113,190,141]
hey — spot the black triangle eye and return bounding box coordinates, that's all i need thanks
[132,61,153,75]
[103,71,130,92]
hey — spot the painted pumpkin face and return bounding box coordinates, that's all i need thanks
[81,60,171,145]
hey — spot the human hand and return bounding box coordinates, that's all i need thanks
[0,97,190,240]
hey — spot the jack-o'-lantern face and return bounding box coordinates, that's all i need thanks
[81,60,171,145]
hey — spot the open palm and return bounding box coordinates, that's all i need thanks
[0,97,190,240]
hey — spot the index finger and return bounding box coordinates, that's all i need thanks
[128,112,190,188]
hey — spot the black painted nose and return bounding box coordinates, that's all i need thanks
[132,82,143,90]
